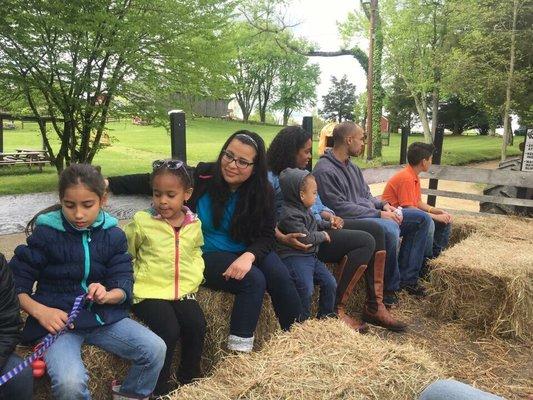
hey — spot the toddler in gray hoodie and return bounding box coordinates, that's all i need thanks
[276,168,337,321]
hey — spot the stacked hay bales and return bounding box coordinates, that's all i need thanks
[428,215,533,340]
[25,287,279,400]
[164,319,443,400]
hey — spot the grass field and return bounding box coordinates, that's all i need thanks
[0,118,521,195]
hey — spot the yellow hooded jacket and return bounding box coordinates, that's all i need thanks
[124,207,204,304]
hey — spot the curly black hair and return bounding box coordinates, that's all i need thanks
[208,130,273,244]
[266,126,312,175]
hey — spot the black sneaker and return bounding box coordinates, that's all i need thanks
[383,291,399,308]
[402,283,428,297]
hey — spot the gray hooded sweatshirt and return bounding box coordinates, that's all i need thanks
[276,168,331,259]
[312,149,385,219]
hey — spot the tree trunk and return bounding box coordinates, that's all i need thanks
[414,95,432,142]
[430,87,439,142]
[502,0,518,161]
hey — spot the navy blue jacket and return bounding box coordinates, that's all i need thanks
[9,210,133,343]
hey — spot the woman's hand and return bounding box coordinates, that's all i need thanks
[35,306,69,334]
[223,252,255,281]
[275,227,312,251]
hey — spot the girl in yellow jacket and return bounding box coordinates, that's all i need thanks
[124,159,205,397]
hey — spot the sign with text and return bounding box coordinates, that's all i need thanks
[521,129,533,172]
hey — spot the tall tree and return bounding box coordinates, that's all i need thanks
[438,96,490,136]
[272,54,320,125]
[0,0,233,172]
[384,77,416,134]
[320,75,357,122]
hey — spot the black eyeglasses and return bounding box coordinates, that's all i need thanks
[152,159,184,170]
[221,151,255,169]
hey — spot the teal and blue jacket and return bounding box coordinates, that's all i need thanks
[9,210,133,342]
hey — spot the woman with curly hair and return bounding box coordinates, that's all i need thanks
[267,126,406,332]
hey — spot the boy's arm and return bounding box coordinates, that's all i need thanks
[107,173,152,195]
[278,214,329,246]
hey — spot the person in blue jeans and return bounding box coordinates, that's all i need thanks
[9,164,165,400]
[420,380,504,400]
[0,253,33,400]
[313,122,432,305]
[276,168,337,321]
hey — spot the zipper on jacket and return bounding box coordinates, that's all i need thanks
[173,226,180,300]
[81,230,105,325]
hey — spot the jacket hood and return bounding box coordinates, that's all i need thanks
[321,149,348,168]
[279,168,310,209]
[36,210,118,232]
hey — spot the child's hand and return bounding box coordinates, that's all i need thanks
[87,283,109,304]
[35,306,69,334]
[330,216,344,230]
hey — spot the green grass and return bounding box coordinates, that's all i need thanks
[0,119,521,195]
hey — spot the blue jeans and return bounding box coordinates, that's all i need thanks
[425,219,452,258]
[419,380,504,400]
[362,208,431,291]
[203,251,302,338]
[283,255,337,320]
[0,354,33,400]
[44,317,166,400]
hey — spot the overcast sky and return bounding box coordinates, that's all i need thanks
[286,0,368,114]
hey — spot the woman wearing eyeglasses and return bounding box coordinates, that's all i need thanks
[108,131,302,354]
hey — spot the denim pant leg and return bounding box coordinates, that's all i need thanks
[86,318,166,397]
[433,221,452,258]
[313,258,337,318]
[259,251,303,330]
[203,251,267,338]
[425,218,436,258]
[0,353,33,400]
[283,255,316,321]
[360,217,401,291]
[399,208,431,286]
[419,380,504,400]
[44,331,90,400]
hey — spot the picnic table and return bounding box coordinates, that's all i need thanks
[0,149,51,171]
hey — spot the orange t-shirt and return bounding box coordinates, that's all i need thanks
[382,165,421,208]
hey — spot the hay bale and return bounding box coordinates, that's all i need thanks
[428,215,533,340]
[163,319,443,400]
[24,286,280,400]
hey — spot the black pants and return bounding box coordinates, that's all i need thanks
[202,251,302,338]
[132,298,206,385]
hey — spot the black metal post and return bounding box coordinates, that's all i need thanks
[302,116,313,171]
[169,110,186,162]
[0,117,3,153]
[427,126,444,206]
[399,126,409,164]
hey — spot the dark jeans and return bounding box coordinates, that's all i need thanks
[0,353,33,400]
[202,251,302,338]
[425,219,452,259]
[360,208,431,290]
[132,298,206,385]
[317,223,378,265]
[283,255,337,320]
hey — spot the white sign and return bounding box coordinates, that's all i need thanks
[521,129,533,172]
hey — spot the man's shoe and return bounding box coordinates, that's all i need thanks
[402,283,428,297]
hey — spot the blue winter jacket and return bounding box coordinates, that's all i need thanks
[9,210,133,343]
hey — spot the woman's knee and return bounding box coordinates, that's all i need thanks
[241,266,267,293]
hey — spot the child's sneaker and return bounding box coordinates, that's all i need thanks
[111,380,149,400]
[227,334,254,352]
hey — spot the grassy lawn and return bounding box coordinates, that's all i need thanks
[0,119,521,195]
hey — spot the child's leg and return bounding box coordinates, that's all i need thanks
[43,332,89,400]
[0,353,33,400]
[86,318,166,397]
[132,299,181,392]
[313,258,337,318]
[282,255,315,321]
[171,299,207,385]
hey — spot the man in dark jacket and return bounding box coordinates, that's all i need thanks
[313,122,432,300]
[0,253,33,400]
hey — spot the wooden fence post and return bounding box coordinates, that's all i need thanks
[427,126,445,206]
[169,110,186,162]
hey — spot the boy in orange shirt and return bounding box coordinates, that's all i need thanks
[382,142,452,267]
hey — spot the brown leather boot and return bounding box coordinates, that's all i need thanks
[334,256,369,333]
[362,250,407,332]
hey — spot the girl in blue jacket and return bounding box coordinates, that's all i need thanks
[9,164,165,400]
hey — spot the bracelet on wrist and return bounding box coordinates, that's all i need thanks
[428,206,433,214]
